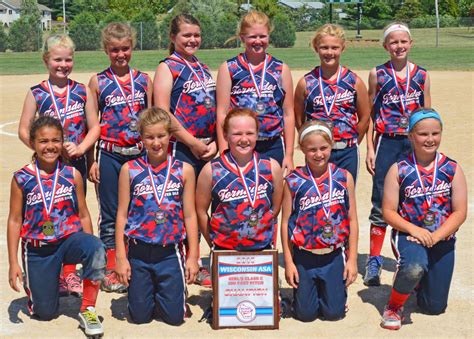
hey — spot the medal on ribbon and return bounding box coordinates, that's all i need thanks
[109,67,138,132]
[47,80,70,141]
[173,52,214,109]
[228,152,260,227]
[390,62,411,127]
[146,154,173,225]
[306,164,334,240]
[243,53,268,115]
[35,160,60,236]
[412,152,439,227]
[318,66,342,117]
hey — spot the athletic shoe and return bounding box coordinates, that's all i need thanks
[64,272,82,297]
[363,255,383,286]
[100,271,127,293]
[78,306,104,336]
[381,305,404,330]
[194,267,212,288]
[59,275,68,297]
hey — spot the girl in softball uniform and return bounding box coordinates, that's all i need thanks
[216,10,295,172]
[154,14,217,286]
[281,120,358,322]
[88,22,152,293]
[7,116,106,337]
[115,108,199,325]
[196,108,283,252]
[380,108,466,330]
[294,24,370,183]
[364,22,431,287]
[18,34,100,297]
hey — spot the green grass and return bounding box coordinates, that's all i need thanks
[0,27,473,75]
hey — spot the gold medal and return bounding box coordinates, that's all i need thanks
[42,220,55,236]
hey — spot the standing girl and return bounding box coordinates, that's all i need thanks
[364,22,431,286]
[154,14,217,286]
[18,34,100,297]
[380,109,466,330]
[115,108,199,325]
[281,121,358,322]
[294,24,370,183]
[216,10,295,173]
[89,22,153,293]
[8,116,106,337]
[196,108,283,252]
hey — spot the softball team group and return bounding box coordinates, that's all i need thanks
[7,10,467,337]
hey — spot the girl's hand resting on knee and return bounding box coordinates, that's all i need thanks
[285,261,299,288]
[185,258,199,284]
[115,257,131,287]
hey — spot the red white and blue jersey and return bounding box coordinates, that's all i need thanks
[303,66,358,142]
[31,80,87,145]
[373,62,427,135]
[227,53,286,139]
[285,164,350,249]
[210,151,274,250]
[162,55,216,138]
[97,68,149,146]
[125,156,185,245]
[397,153,456,233]
[14,162,81,241]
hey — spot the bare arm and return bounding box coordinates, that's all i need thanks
[423,71,431,108]
[344,172,359,286]
[18,90,37,149]
[281,183,298,288]
[281,64,295,173]
[195,162,213,247]
[87,75,101,184]
[431,164,467,244]
[74,169,93,234]
[115,163,131,286]
[182,163,199,284]
[294,77,307,131]
[382,163,434,247]
[354,75,370,144]
[365,68,378,176]
[7,178,24,292]
[215,62,232,152]
[270,159,283,218]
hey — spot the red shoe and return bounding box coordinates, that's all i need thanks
[100,271,127,293]
[194,267,212,288]
[381,305,404,330]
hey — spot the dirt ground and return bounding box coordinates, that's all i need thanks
[0,71,472,338]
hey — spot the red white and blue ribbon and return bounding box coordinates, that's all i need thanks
[35,160,60,219]
[47,79,70,127]
[109,67,136,118]
[146,154,173,208]
[318,66,342,116]
[228,152,259,209]
[390,62,411,115]
[173,52,210,96]
[412,151,439,209]
[243,53,268,100]
[306,163,333,220]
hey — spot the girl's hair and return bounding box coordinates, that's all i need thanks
[168,14,201,55]
[312,23,345,50]
[30,116,63,161]
[238,10,273,36]
[42,34,75,62]
[298,120,333,147]
[138,107,173,135]
[223,108,259,135]
[101,22,136,50]
[382,21,411,42]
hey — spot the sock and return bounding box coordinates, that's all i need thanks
[106,248,116,272]
[388,288,410,309]
[80,279,100,312]
[62,264,76,277]
[369,224,387,257]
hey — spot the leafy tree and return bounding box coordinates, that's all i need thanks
[270,12,295,47]
[458,0,474,17]
[0,24,7,52]
[69,0,108,21]
[131,10,159,50]
[396,0,424,21]
[420,0,460,16]
[69,12,100,50]
[101,11,127,25]
[252,0,281,19]
[7,15,42,51]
